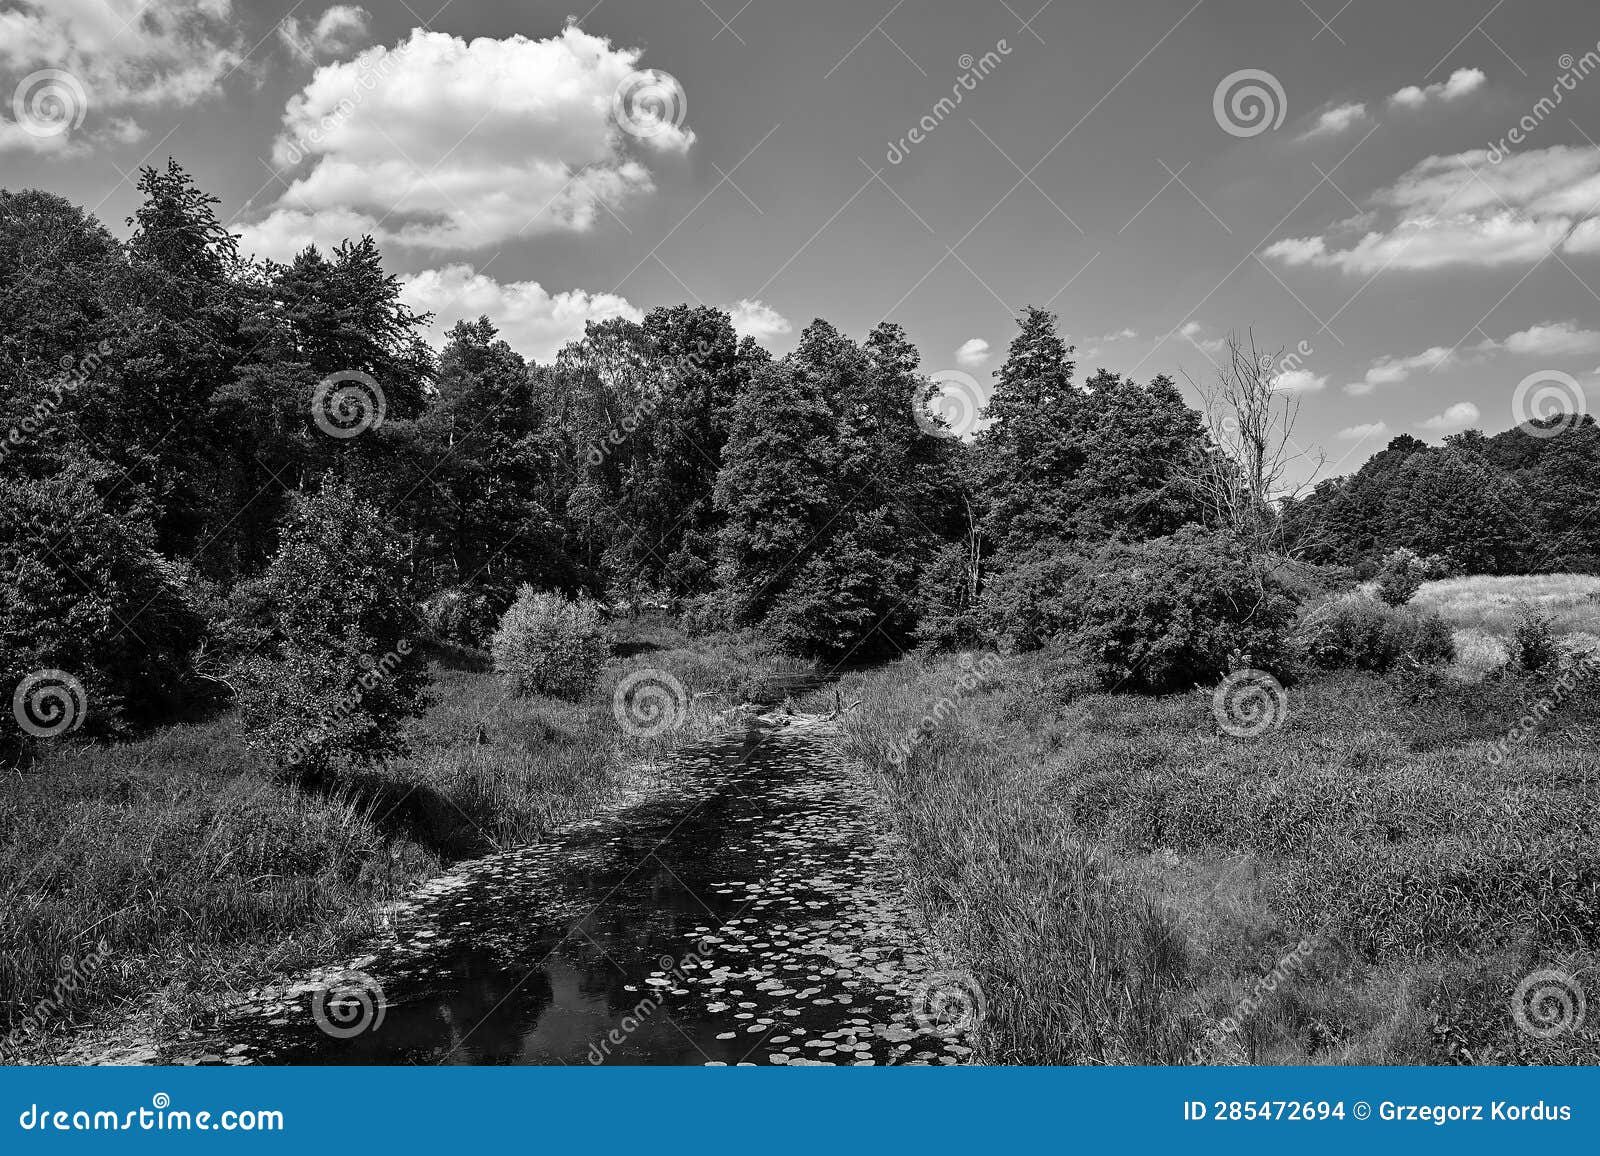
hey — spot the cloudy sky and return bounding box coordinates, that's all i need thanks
[5,0,1600,479]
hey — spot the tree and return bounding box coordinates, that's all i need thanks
[714,324,845,643]
[229,476,432,774]
[1184,333,1323,559]
[0,462,204,737]
[973,306,1082,560]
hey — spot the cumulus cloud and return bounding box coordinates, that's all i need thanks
[398,264,641,364]
[1264,144,1600,274]
[1179,321,1227,356]
[1338,421,1388,440]
[0,0,242,153]
[955,338,991,367]
[238,24,695,257]
[1389,67,1486,109]
[1272,369,1327,392]
[729,299,793,343]
[1497,320,1600,357]
[1345,346,1462,395]
[278,6,371,62]
[1418,401,1480,431]
[1300,101,1367,139]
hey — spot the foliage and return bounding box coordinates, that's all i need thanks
[228,477,432,773]
[1375,547,1426,606]
[1286,425,1600,575]
[420,585,498,649]
[996,528,1300,691]
[1508,601,1560,671]
[0,463,205,739]
[1294,593,1456,673]
[490,586,611,700]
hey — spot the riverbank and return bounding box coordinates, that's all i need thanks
[1,622,809,1062]
[830,649,1600,1065]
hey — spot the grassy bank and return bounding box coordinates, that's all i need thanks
[831,649,1600,1065]
[1,621,807,1058]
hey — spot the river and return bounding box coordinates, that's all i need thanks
[153,715,978,1066]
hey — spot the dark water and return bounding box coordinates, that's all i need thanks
[160,718,975,1066]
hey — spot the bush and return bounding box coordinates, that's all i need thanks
[977,543,1084,650]
[0,462,205,740]
[1294,593,1456,673]
[1048,528,1300,692]
[1375,548,1426,607]
[421,586,497,648]
[229,477,432,773]
[491,586,610,700]
[1508,602,1559,671]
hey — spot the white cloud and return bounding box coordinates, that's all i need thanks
[0,0,242,152]
[1389,67,1486,109]
[1498,320,1600,357]
[238,25,694,257]
[1179,321,1227,355]
[1300,101,1367,139]
[1345,346,1462,395]
[1265,144,1600,274]
[1097,327,1138,341]
[1418,401,1480,431]
[398,264,641,364]
[954,338,990,367]
[1338,421,1388,440]
[278,6,371,62]
[1272,369,1327,392]
[728,299,793,343]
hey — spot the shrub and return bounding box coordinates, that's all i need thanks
[1508,602,1559,671]
[1294,593,1456,673]
[977,543,1084,650]
[1046,528,1300,692]
[229,477,432,774]
[491,586,610,700]
[1375,548,1426,607]
[421,585,497,648]
[0,462,205,740]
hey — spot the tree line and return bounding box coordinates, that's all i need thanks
[3,160,1596,743]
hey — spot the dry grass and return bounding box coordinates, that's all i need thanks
[831,650,1600,1066]
[0,620,805,1058]
[1413,574,1600,635]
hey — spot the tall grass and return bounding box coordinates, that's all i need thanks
[1412,574,1600,635]
[831,649,1600,1065]
[0,619,807,1057]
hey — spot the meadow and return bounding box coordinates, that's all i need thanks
[829,608,1600,1065]
[0,622,807,1059]
[1409,574,1600,678]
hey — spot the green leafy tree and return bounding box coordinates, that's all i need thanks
[229,476,432,774]
[0,463,204,737]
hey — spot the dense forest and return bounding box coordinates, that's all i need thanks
[3,161,1597,747]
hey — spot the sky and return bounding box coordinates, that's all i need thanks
[4,0,1600,484]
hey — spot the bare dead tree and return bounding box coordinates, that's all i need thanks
[1182,331,1326,563]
